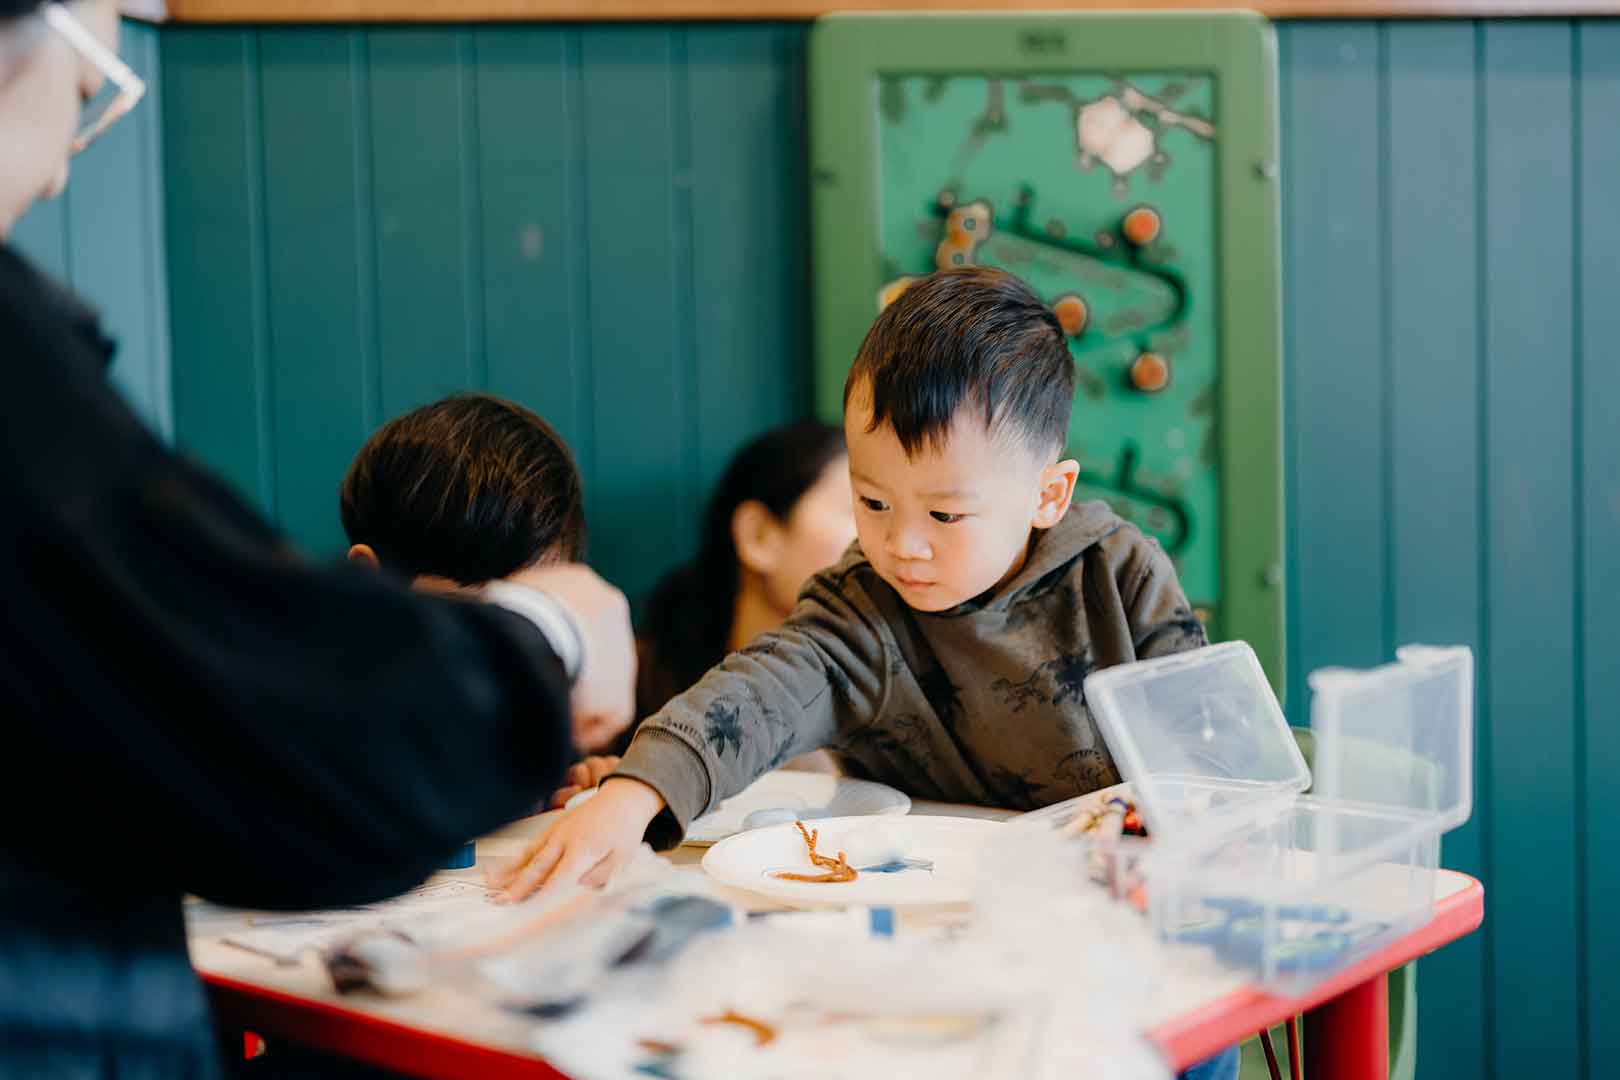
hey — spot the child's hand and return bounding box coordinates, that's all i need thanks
[548,755,622,809]
[490,776,665,901]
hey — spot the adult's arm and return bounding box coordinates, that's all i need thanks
[0,247,576,909]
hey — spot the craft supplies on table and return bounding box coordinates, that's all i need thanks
[700,814,1004,908]
[1081,640,1474,993]
[568,769,912,846]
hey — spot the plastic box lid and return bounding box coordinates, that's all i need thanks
[1084,641,1310,847]
[1306,644,1474,832]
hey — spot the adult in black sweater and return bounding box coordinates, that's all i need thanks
[0,2,636,1075]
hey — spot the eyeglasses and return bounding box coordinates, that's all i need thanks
[42,3,146,155]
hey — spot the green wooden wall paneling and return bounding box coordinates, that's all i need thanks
[259,30,372,553]
[1481,22,1581,1078]
[1381,22,1487,1080]
[576,28,694,604]
[687,26,811,501]
[162,29,272,511]
[1578,24,1620,1078]
[1278,22,1387,716]
[158,24,811,602]
[471,28,596,493]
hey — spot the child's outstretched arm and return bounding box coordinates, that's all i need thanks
[495,567,888,898]
[612,571,888,848]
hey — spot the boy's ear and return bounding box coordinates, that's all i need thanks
[732,500,784,576]
[1032,458,1080,529]
[347,544,382,572]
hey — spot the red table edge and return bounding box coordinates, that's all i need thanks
[204,974,568,1079]
[1149,873,1486,1070]
[202,874,1484,1079]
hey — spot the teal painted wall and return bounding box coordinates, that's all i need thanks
[1282,22,1618,1080]
[158,23,808,601]
[13,15,1614,1080]
[11,19,170,437]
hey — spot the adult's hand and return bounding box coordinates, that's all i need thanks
[502,564,636,752]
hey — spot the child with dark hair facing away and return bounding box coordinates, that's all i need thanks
[494,266,1208,896]
[341,393,587,591]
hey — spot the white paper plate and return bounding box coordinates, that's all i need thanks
[685,770,911,846]
[701,815,1004,907]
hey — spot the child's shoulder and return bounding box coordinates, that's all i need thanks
[1055,500,1177,587]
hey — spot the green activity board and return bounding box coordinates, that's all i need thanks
[809,12,1285,688]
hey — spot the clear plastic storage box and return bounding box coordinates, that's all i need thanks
[1084,641,1474,992]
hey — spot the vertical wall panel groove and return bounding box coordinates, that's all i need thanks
[670,28,700,561]
[1386,21,1485,1076]
[1376,23,1394,666]
[458,30,487,391]
[565,29,598,522]
[258,29,371,553]
[245,32,277,517]
[1472,22,1495,1073]
[1570,24,1587,1080]
[579,26,684,604]
[352,32,381,435]
[1578,21,1620,1080]
[1277,23,1386,722]
[1482,21,1579,1079]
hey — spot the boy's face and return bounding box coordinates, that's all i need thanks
[844,381,1078,613]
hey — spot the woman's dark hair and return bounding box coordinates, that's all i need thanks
[638,420,846,699]
[339,393,586,585]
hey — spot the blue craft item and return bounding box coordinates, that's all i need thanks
[1213,917,1391,973]
[1202,897,1350,924]
[869,907,896,938]
[442,841,475,870]
[1164,917,1230,945]
[615,896,733,967]
[742,807,833,830]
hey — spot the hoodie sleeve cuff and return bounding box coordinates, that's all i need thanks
[610,728,711,851]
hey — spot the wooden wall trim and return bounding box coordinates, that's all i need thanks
[124,0,1620,26]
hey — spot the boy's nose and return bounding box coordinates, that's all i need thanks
[886,524,931,560]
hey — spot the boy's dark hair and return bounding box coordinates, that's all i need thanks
[340,394,586,585]
[843,266,1074,457]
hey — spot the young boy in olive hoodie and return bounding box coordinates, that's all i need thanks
[495,265,1208,896]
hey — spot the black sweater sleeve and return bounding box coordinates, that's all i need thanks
[0,246,573,910]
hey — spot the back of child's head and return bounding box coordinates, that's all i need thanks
[844,266,1074,458]
[340,393,586,586]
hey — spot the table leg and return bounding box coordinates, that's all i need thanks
[1304,973,1389,1080]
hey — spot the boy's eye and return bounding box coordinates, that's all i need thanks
[859,497,890,512]
[930,511,965,524]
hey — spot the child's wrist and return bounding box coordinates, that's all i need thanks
[599,775,666,820]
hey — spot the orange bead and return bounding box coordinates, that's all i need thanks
[1122,206,1162,246]
[878,277,915,311]
[1130,351,1171,392]
[945,203,991,245]
[935,237,975,271]
[1052,294,1089,337]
